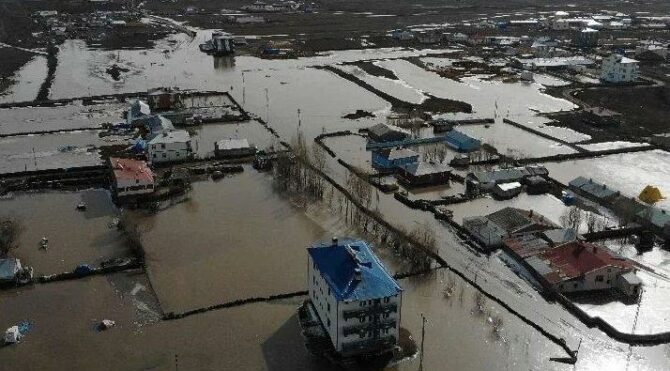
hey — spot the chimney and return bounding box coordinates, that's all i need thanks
[332,237,339,246]
[353,267,362,281]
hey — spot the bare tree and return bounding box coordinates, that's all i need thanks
[560,206,583,231]
[0,218,22,257]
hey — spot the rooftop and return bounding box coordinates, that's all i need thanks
[539,241,633,284]
[378,147,419,161]
[148,130,190,145]
[308,239,402,302]
[399,161,451,177]
[216,138,252,151]
[110,157,154,183]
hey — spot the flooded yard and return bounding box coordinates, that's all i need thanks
[190,120,279,159]
[138,169,328,313]
[0,101,126,136]
[0,190,130,275]
[544,150,670,210]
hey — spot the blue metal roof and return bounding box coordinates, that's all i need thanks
[445,130,480,147]
[308,239,402,302]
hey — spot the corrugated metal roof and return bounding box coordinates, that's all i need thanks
[399,161,451,176]
[308,239,402,302]
[110,157,154,183]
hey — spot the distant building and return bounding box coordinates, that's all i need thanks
[371,148,419,170]
[568,176,620,204]
[600,54,639,83]
[391,29,414,41]
[367,123,410,143]
[214,138,257,158]
[574,28,599,47]
[462,208,558,249]
[525,175,551,195]
[307,238,402,356]
[110,157,155,197]
[636,207,670,234]
[147,88,179,110]
[396,162,451,187]
[126,100,151,125]
[148,130,193,164]
[445,130,481,152]
[139,115,175,140]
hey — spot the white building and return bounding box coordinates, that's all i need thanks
[110,157,155,197]
[148,130,192,164]
[600,54,639,82]
[307,239,402,356]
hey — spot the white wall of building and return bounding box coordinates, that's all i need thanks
[114,177,154,197]
[600,55,639,82]
[555,266,629,293]
[148,140,192,164]
[308,255,401,355]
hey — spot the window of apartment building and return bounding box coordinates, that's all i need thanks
[573,283,578,289]
[327,318,331,327]
[596,275,604,282]
[328,288,330,295]
[327,303,330,312]
[161,144,166,149]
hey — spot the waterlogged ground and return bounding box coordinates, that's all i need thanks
[544,150,670,210]
[0,189,129,275]
[137,170,328,313]
[0,55,47,104]
[0,100,126,135]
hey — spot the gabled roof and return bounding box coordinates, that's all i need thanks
[539,241,633,283]
[445,129,480,145]
[399,161,451,177]
[308,239,402,302]
[569,176,618,200]
[378,147,419,161]
[368,123,410,138]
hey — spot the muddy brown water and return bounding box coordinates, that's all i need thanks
[0,189,130,275]
[138,169,329,314]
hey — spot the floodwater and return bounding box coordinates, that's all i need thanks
[456,121,576,158]
[0,55,47,103]
[544,150,670,210]
[0,130,127,174]
[373,59,590,143]
[334,64,426,104]
[0,100,126,135]
[190,119,279,158]
[137,170,328,313]
[0,189,129,275]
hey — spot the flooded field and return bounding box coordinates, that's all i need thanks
[138,170,328,313]
[372,59,589,143]
[456,121,576,158]
[334,64,426,104]
[0,190,129,275]
[0,131,126,174]
[544,150,670,210]
[0,100,126,135]
[0,55,47,104]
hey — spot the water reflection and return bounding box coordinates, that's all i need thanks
[213,55,236,70]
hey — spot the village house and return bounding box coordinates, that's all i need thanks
[462,208,558,249]
[396,162,451,188]
[600,54,639,83]
[148,130,193,164]
[492,182,522,200]
[141,115,175,141]
[466,165,548,195]
[371,148,419,170]
[307,238,402,356]
[214,138,257,158]
[110,157,155,198]
[445,130,481,152]
[534,241,641,297]
[568,176,620,205]
[367,123,411,144]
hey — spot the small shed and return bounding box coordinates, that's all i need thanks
[215,138,257,158]
[367,123,410,143]
[492,182,522,200]
[397,162,451,187]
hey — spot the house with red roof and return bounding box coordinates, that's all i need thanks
[529,241,641,297]
[110,157,155,198]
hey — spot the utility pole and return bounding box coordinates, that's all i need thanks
[241,71,246,107]
[419,313,427,370]
[297,108,301,136]
[265,87,269,123]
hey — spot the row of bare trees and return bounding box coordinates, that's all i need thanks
[0,218,21,257]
